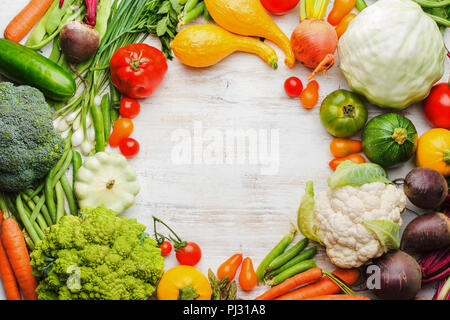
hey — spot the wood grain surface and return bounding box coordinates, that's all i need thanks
[0,0,447,300]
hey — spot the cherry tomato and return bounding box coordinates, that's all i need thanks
[238,257,257,291]
[217,253,243,282]
[109,118,134,147]
[176,242,202,266]
[260,0,300,15]
[120,97,141,118]
[160,241,172,256]
[424,83,450,129]
[284,77,303,98]
[329,153,365,171]
[327,0,356,26]
[119,137,140,158]
[300,80,319,109]
[330,138,362,158]
[335,13,356,39]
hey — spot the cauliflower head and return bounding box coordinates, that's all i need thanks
[30,206,164,300]
[315,182,406,268]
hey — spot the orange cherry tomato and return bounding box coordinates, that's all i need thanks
[109,118,134,147]
[217,253,243,282]
[238,257,257,291]
[327,0,356,26]
[335,13,357,39]
[329,153,365,170]
[330,138,362,158]
[300,80,319,109]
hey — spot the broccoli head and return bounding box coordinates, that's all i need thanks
[0,82,64,192]
[30,205,165,300]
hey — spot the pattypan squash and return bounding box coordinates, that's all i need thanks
[74,152,140,214]
[338,0,446,110]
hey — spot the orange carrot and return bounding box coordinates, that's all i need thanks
[275,268,360,300]
[255,267,323,300]
[305,294,371,300]
[1,218,37,300]
[4,0,54,42]
[0,212,22,300]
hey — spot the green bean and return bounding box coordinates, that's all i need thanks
[101,94,111,143]
[30,195,46,225]
[204,5,213,22]
[16,195,42,244]
[55,182,65,223]
[52,150,73,187]
[355,0,367,11]
[184,0,199,13]
[72,151,82,186]
[266,238,309,273]
[179,3,205,26]
[29,184,45,199]
[265,247,317,280]
[428,13,450,27]
[256,228,297,283]
[90,104,106,152]
[24,190,53,227]
[60,175,78,215]
[20,198,46,239]
[266,260,317,287]
[179,0,189,4]
[25,0,59,47]
[45,173,57,224]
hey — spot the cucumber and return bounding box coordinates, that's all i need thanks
[0,39,76,101]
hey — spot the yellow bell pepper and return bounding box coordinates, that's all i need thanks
[157,265,211,300]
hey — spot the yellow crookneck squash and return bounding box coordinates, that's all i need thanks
[417,128,450,177]
[171,24,278,69]
[157,265,212,300]
[204,0,295,68]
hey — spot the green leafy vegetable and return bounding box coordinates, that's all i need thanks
[327,161,392,189]
[362,220,401,251]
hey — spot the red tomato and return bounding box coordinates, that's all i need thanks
[238,257,257,291]
[217,254,243,282]
[109,118,134,147]
[110,43,168,99]
[260,0,300,15]
[159,241,172,256]
[120,97,141,118]
[119,137,140,158]
[284,77,303,98]
[176,242,202,266]
[424,83,450,129]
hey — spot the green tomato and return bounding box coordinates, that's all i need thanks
[320,89,368,138]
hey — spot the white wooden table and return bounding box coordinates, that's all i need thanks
[0,0,447,300]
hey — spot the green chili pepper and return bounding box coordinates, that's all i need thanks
[266,260,317,286]
[256,228,297,283]
[266,238,309,273]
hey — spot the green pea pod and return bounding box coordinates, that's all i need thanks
[90,104,106,152]
[25,0,60,47]
[266,238,309,273]
[265,247,317,280]
[101,94,111,143]
[256,228,297,283]
[46,0,76,35]
[179,3,205,26]
[184,0,199,13]
[48,38,61,63]
[95,0,112,40]
[266,260,317,287]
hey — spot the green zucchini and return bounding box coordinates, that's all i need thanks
[0,39,76,101]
